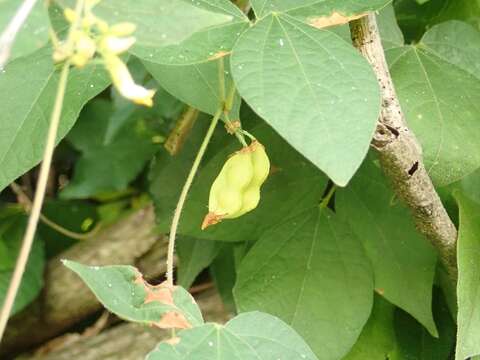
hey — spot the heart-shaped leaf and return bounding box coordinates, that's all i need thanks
[147,311,318,360]
[336,154,438,336]
[387,23,480,185]
[0,47,111,192]
[231,14,381,186]
[133,0,250,65]
[251,0,391,23]
[234,207,374,359]
[63,261,203,329]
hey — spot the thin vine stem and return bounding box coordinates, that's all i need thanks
[0,0,85,342]
[217,57,247,146]
[166,108,223,286]
[0,0,39,69]
[320,185,337,209]
[10,182,102,240]
[0,60,71,342]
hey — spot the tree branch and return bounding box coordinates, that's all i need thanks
[349,13,458,282]
[1,206,167,355]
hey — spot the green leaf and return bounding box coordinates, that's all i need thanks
[177,237,222,289]
[63,261,203,328]
[234,207,374,359]
[147,311,318,360]
[60,99,161,199]
[39,199,98,257]
[387,37,480,186]
[455,193,480,360]
[0,210,44,316]
[226,312,318,359]
[344,295,396,360]
[434,0,480,31]
[421,20,480,79]
[150,118,328,242]
[105,74,184,145]
[143,57,241,118]
[231,14,381,186]
[0,0,49,64]
[393,290,455,360]
[60,0,234,49]
[457,168,480,205]
[132,0,249,65]
[210,244,238,312]
[251,0,391,20]
[377,4,405,50]
[336,155,438,336]
[0,46,111,192]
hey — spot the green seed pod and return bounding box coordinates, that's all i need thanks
[202,141,270,229]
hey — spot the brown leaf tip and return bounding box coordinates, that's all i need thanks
[308,12,366,29]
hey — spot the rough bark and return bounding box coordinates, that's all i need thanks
[16,290,230,360]
[349,14,458,281]
[1,206,168,355]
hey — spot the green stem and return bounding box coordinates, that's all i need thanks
[218,57,226,104]
[0,0,85,343]
[217,58,247,146]
[224,112,247,146]
[0,61,71,342]
[166,108,223,286]
[320,185,337,209]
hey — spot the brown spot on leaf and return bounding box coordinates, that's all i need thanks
[375,288,385,295]
[135,277,176,306]
[308,12,366,29]
[133,275,194,329]
[155,311,192,329]
[208,50,231,60]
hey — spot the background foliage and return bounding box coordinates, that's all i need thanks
[1,0,480,359]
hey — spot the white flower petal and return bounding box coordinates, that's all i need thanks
[105,55,155,107]
[101,36,135,54]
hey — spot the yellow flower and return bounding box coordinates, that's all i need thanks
[109,23,137,36]
[104,55,156,107]
[68,32,96,67]
[63,8,76,23]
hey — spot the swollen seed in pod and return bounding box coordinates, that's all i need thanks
[201,140,270,230]
[225,152,254,190]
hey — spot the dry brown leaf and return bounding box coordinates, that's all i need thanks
[155,311,192,329]
[308,12,366,29]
